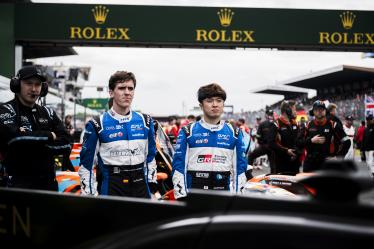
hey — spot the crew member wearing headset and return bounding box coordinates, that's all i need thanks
[0,65,71,191]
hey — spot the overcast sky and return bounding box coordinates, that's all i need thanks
[32,0,374,116]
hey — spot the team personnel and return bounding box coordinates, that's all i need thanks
[343,115,355,160]
[268,100,302,173]
[79,71,158,198]
[0,65,71,191]
[362,114,374,175]
[172,83,247,199]
[303,100,351,172]
[247,108,276,173]
[327,103,344,129]
[356,120,366,162]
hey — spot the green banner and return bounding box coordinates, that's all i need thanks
[14,3,374,51]
[82,98,109,110]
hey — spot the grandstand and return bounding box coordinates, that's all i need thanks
[283,65,374,122]
[252,85,311,101]
[241,64,374,128]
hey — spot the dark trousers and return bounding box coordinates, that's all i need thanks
[101,166,150,198]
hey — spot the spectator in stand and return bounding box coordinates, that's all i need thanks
[343,115,355,160]
[355,120,366,162]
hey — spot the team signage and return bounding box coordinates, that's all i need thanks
[195,8,255,43]
[82,98,109,110]
[319,11,374,45]
[13,3,374,50]
[69,6,131,41]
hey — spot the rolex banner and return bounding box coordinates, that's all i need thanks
[14,3,374,51]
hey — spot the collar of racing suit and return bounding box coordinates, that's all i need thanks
[109,108,132,123]
[313,117,327,126]
[199,118,225,132]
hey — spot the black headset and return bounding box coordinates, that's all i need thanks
[10,75,48,97]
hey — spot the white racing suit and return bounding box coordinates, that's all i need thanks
[79,109,157,198]
[172,119,248,199]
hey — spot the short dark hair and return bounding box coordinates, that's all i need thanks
[108,71,136,91]
[238,118,245,124]
[168,116,176,123]
[280,100,295,114]
[187,114,195,120]
[197,83,226,103]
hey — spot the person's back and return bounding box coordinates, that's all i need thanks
[247,110,276,173]
[256,119,275,145]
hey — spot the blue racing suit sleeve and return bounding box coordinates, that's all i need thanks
[78,121,98,195]
[147,117,157,184]
[234,129,249,193]
[172,128,188,199]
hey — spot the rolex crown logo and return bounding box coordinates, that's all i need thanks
[92,5,109,24]
[217,8,234,27]
[340,11,355,30]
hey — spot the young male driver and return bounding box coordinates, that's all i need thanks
[172,83,247,199]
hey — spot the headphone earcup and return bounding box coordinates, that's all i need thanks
[10,77,20,93]
[40,82,48,97]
